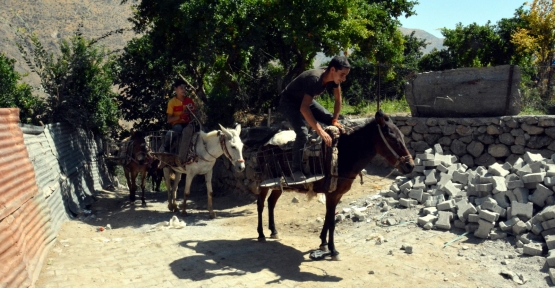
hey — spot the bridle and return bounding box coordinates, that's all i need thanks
[127,140,148,165]
[377,123,412,168]
[201,131,244,163]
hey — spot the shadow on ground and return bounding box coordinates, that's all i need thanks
[170,238,342,284]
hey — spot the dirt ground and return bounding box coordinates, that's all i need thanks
[36,167,552,288]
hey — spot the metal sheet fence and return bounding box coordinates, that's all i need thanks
[0,108,114,287]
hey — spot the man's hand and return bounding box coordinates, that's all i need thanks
[317,129,332,147]
[331,119,343,129]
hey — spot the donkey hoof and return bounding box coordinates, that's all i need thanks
[209,212,216,219]
[319,245,328,252]
[331,254,341,261]
[270,233,280,240]
[257,237,267,242]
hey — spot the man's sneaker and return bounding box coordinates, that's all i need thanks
[292,170,307,182]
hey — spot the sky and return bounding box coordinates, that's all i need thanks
[400,0,529,38]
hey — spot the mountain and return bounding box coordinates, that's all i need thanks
[399,27,445,54]
[0,0,136,90]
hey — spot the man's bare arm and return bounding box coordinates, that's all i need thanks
[300,94,332,146]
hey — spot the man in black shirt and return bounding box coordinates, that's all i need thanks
[279,55,350,182]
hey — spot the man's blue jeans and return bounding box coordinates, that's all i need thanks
[164,124,188,152]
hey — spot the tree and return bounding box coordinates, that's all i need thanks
[117,0,418,129]
[0,53,45,125]
[16,28,121,135]
[512,0,555,100]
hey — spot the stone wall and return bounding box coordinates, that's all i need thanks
[394,115,555,168]
[212,116,555,196]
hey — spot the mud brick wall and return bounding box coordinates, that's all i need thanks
[391,115,555,168]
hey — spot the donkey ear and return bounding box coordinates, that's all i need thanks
[218,124,230,136]
[375,110,386,127]
[235,123,241,134]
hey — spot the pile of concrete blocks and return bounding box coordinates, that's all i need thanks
[380,144,555,259]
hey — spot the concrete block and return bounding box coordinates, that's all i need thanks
[481,201,506,218]
[490,230,508,240]
[545,176,555,187]
[476,183,493,192]
[436,211,453,230]
[492,192,510,209]
[505,190,517,203]
[522,173,545,184]
[442,181,461,197]
[523,243,544,256]
[488,163,510,177]
[546,251,555,267]
[499,217,520,232]
[531,184,554,207]
[523,151,544,164]
[536,205,555,222]
[408,189,423,203]
[517,233,543,245]
[466,223,479,233]
[542,228,555,238]
[437,199,456,211]
[418,214,438,226]
[512,220,529,234]
[437,174,453,190]
[424,169,438,185]
[454,220,466,229]
[413,176,426,189]
[456,201,477,222]
[399,198,418,208]
[543,219,555,230]
[416,153,434,161]
[531,222,544,235]
[507,179,524,189]
[452,171,468,185]
[436,163,448,173]
[512,187,529,203]
[433,143,443,154]
[474,219,495,239]
[545,235,555,250]
[423,160,442,167]
[479,210,499,223]
[399,180,414,193]
[436,153,453,166]
[491,176,507,194]
[509,201,533,221]
[468,214,480,223]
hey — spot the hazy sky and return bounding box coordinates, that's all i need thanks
[400,0,529,38]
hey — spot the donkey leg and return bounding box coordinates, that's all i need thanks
[257,188,270,242]
[163,168,179,212]
[268,189,282,239]
[318,193,330,251]
[172,172,183,213]
[131,170,139,203]
[181,174,193,216]
[205,170,216,219]
[140,169,147,206]
[325,193,343,261]
[124,167,135,202]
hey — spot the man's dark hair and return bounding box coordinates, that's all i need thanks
[172,78,186,88]
[327,55,350,71]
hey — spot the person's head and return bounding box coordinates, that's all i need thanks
[172,78,187,99]
[326,55,351,84]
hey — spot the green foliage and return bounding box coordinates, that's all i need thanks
[0,53,45,125]
[419,6,532,72]
[16,28,120,135]
[319,92,410,116]
[116,0,417,128]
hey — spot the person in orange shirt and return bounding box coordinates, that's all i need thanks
[163,79,196,153]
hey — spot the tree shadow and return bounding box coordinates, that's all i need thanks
[170,238,342,284]
[84,186,255,229]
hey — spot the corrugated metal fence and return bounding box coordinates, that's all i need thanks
[0,108,113,287]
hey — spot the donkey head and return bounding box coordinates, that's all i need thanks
[131,130,148,165]
[374,110,414,174]
[218,124,246,172]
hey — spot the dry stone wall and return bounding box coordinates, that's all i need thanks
[393,115,555,168]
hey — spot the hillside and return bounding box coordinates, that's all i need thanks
[399,27,445,54]
[0,0,136,90]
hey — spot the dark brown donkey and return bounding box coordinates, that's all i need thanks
[121,131,150,205]
[256,110,415,260]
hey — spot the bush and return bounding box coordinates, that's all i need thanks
[0,53,45,124]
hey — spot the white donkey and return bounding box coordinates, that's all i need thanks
[163,124,245,218]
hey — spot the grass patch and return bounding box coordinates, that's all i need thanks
[317,93,411,117]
